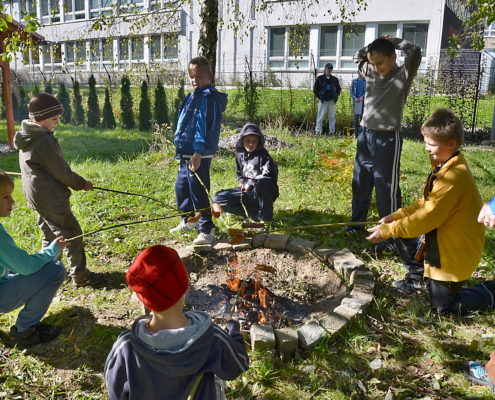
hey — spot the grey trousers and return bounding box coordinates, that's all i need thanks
[36,203,90,282]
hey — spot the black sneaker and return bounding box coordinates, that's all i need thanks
[374,238,397,255]
[339,225,365,235]
[6,323,61,348]
[393,279,424,293]
[72,272,105,288]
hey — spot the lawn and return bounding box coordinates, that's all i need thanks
[1,121,495,399]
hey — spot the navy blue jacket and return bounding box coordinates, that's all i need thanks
[313,74,341,102]
[174,84,228,157]
[104,312,248,400]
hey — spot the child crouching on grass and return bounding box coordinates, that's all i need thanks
[367,109,495,315]
[104,245,249,399]
[212,122,279,223]
[0,172,66,347]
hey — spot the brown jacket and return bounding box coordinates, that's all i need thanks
[14,120,86,210]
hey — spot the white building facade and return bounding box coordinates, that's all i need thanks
[5,0,468,85]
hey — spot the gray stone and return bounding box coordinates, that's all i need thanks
[250,324,276,351]
[287,237,316,254]
[274,328,299,353]
[353,278,376,292]
[252,233,268,248]
[341,296,368,310]
[331,248,365,280]
[213,241,232,251]
[350,287,374,303]
[264,234,290,250]
[233,242,252,251]
[297,321,325,350]
[334,304,362,319]
[192,244,213,253]
[319,312,348,333]
[350,269,374,285]
[177,247,203,273]
[313,246,337,260]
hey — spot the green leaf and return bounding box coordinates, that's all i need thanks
[0,18,8,32]
[5,14,13,23]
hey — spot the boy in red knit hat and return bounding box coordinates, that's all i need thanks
[104,245,249,400]
[14,92,103,287]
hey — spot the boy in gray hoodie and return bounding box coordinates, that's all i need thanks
[14,93,103,287]
[104,245,249,400]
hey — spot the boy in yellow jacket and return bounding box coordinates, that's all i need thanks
[367,109,490,314]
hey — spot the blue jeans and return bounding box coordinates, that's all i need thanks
[175,158,214,234]
[0,261,66,332]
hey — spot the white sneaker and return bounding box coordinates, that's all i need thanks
[193,229,215,245]
[169,220,199,233]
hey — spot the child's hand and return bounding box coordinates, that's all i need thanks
[238,183,244,190]
[188,153,202,171]
[83,181,93,191]
[243,185,253,193]
[478,203,495,228]
[366,225,385,243]
[379,214,394,224]
[54,236,67,251]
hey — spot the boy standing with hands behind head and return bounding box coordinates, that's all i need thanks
[14,92,103,287]
[104,245,249,399]
[170,56,228,246]
[367,109,494,315]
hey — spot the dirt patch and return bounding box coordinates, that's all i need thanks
[186,248,347,328]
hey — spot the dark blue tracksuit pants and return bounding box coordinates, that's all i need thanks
[428,279,495,315]
[213,177,277,221]
[175,158,214,234]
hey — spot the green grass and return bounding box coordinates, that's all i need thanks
[1,121,495,398]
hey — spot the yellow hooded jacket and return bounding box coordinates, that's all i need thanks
[380,153,485,282]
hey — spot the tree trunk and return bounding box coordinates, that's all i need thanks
[198,0,218,77]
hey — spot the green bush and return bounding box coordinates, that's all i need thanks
[102,87,116,130]
[138,80,152,131]
[72,80,85,125]
[57,82,72,124]
[31,82,40,96]
[154,80,169,126]
[120,76,135,129]
[87,74,100,128]
[172,78,185,130]
[17,86,29,122]
[44,81,53,94]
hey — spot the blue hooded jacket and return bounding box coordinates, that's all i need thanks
[174,84,228,157]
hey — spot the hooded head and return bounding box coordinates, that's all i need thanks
[235,122,265,153]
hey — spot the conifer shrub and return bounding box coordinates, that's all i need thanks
[154,80,170,126]
[102,87,116,129]
[44,81,53,94]
[139,80,152,131]
[72,80,85,125]
[120,76,134,129]
[18,86,29,121]
[57,82,72,124]
[172,78,185,130]
[87,74,100,128]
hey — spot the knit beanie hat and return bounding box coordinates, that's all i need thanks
[28,92,64,122]
[126,245,189,312]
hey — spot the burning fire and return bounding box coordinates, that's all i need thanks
[225,257,275,325]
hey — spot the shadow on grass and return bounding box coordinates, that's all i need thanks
[99,271,128,290]
[29,305,124,372]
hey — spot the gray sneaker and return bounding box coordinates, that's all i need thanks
[169,220,199,233]
[193,229,215,245]
[393,279,424,293]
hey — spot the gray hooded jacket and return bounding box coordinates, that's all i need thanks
[14,120,86,210]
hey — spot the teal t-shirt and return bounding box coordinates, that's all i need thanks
[0,224,60,281]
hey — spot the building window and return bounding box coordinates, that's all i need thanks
[41,0,60,23]
[19,0,36,16]
[341,25,365,57]
[320,26,338,57]
[66,42,75,63]
[42,44,51,68]
[378,24,397,38]
[119,37,129,62]
[118,0,144,13]
[268,27,285,69]
[287,26,309,69]
[151,34,178,60]
[403,23,428,56]
[90,0,112,18]
[32,45,40,65]
[102,39,113,62]
[485,23,495,37]
[64,0,86,20]
[131,37,144,61]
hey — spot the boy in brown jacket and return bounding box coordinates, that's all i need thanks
[14,93,103,287]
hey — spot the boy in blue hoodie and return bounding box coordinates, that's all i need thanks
[104,245,249,400]
[212,123,279,222]
[0,171,66,347]
[170,56,228,246]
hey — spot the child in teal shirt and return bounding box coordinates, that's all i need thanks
[0,171,66,347]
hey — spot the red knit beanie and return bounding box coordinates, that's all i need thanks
[28,92,64,122]
[126,245,189,312]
